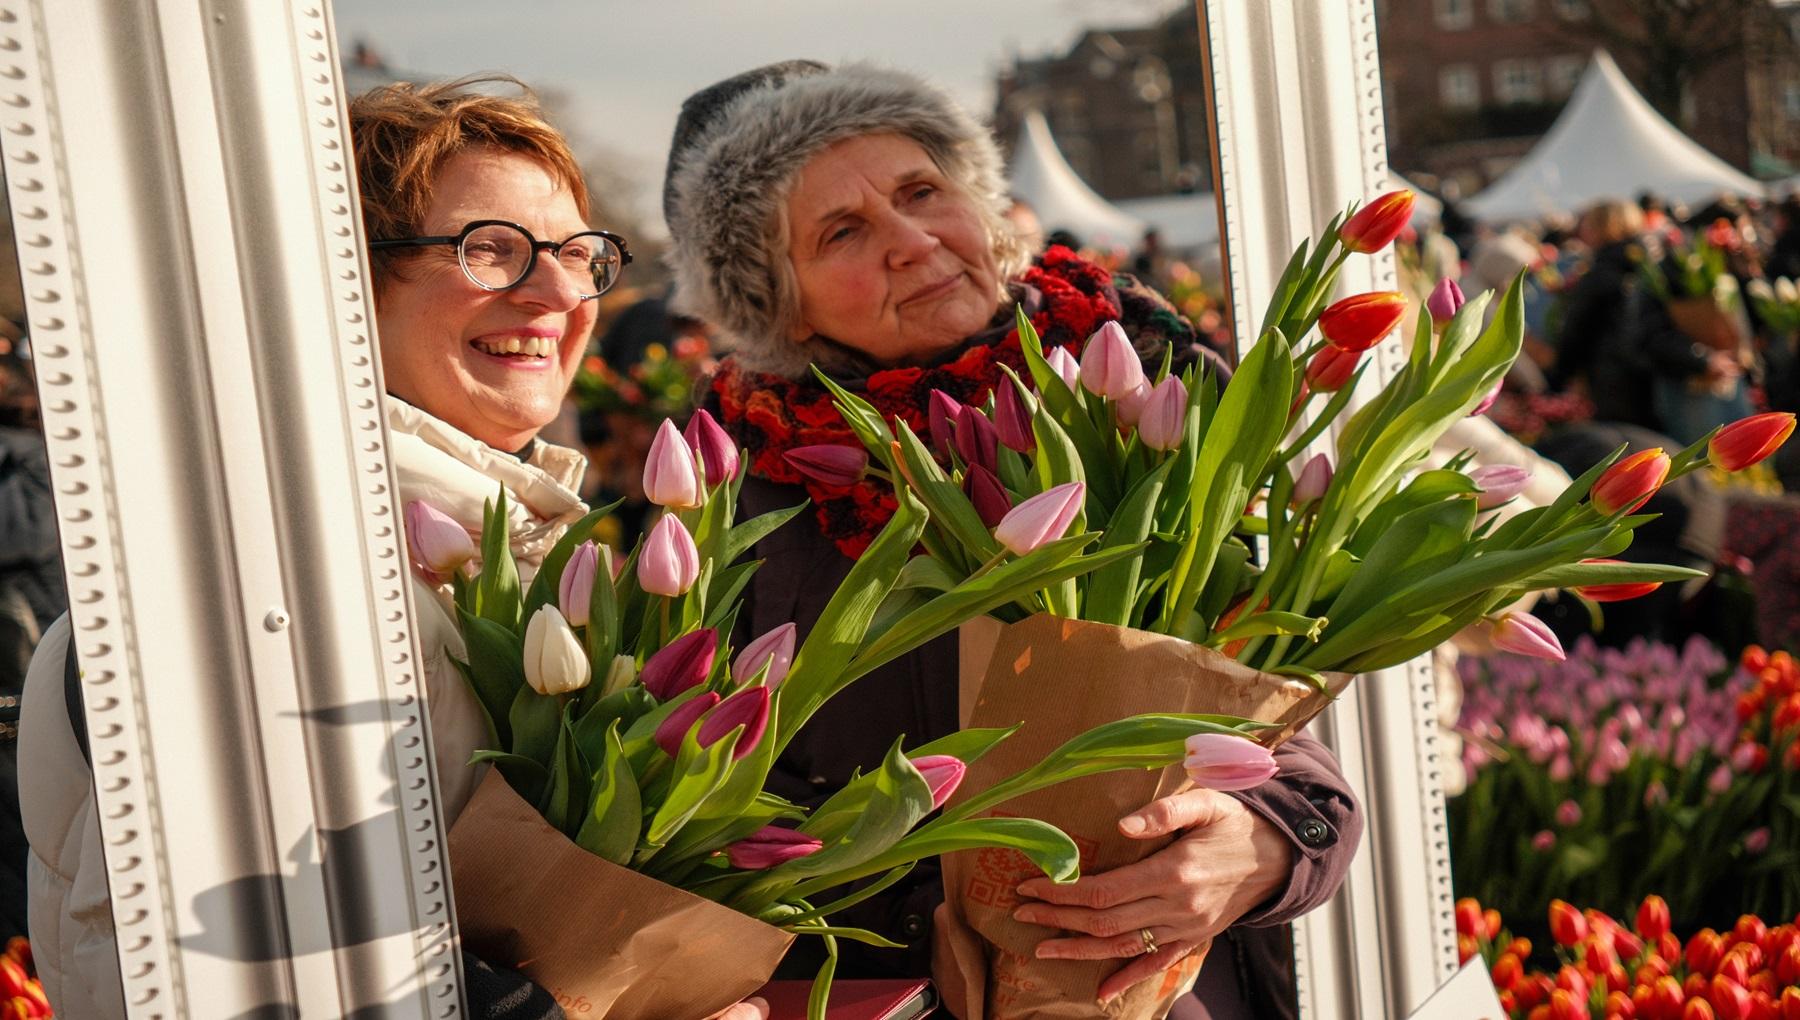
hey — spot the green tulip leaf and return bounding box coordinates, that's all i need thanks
[574,719,640,866]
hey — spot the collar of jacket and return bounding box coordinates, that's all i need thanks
[386,397,589,579]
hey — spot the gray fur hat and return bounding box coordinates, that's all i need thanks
[661,61,1021,379]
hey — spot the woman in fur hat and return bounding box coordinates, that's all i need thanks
[663,61,1361,1019]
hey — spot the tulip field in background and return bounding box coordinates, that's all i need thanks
[1451,639,1800,953]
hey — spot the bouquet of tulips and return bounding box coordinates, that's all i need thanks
[417,411,1267,1020]
[1747,277,1800,337]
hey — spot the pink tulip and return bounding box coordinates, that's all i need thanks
[639,514,700,597]
[1426,278,1465,327]
[911,754,967,809]
[404,500,474,579]
[558,541,601,626]
[640,627,717,701]
[699,685,771,760]
[1469,382,1502,418]
[1550,754,1573,782]
[1080,321,1146,400]
[1292,453,1333,506]
[1707,763,1733,795]
[654,692,719,757]
[725,826,824,870]
[928,390,963,457]
[993,482,1086,555]
[1114,379,1152,427]
[1744,827,1771,855]
[1532,830,1556,852]
[683,410,740,487]
[784,445,868,489]
[1555,799,1582,827]
[964,463,1013,528]
[1044,346,1082,391]
[954,404,999,473]
[1644,780,1669,807]
[644,418,703,510]
[1136,376,1189,452]
[1183,733,1278,791]
[1489,612,1565,661]
[1470,464,1531,510]
[732,622,797,688]
[994,379,1036,453]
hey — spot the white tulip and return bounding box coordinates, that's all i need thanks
[523,604,591,695]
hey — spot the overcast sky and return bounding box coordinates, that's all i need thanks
[331,0,1186,228]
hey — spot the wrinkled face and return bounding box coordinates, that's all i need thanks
[784,133,1001,366]
[375,147,597,451]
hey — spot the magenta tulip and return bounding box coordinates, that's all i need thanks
[1079,321,1146,400]
[964,464,1013,528]
[1182,733,1278,791]
[732,622,797,688]
[638,514,700,597]
[954,404,999,473]
[1426,278,1465,327]
[1136,376,1188,452]
[725,826,824,870]
[643,418,702,510]
[1469,463,1531,510]
[683,409,741,486]
[994,379,1036,453]
[404,500,474,579]
[910,754,967,809]
[1292,453,1333,506]
[698,685,771,760]
[928,390,963,456]
[1489,611,1565,661]
[640,627,717,701]
[558,541,601,626]
[784,444,868,489]
[655,692,720,757]
[1044,346,1081,391]
[993,482,1085,555]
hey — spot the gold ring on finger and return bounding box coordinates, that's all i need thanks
[1139,928,1159,955]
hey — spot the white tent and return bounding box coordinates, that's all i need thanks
[1464,51,1763,223]
[1007,109,1147,250]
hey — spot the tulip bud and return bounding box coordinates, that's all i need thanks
[1114,379,1152,427]
[733,622,797,688]
[641,627,717,701]
[683,409,741,487]
[1779,277,1800,304]
[1292,453,1333,506]
[1044,346,1082,391]
[784,444,869,489]
[1745,826,1772,855]
[1305,344,1362,393]
[1182,733,1279,791]
[0,957,26,999]
[654,691,719,757]
[1455,898,1486,939]
[1604,991,1634,1020]
[1573,558,1662,602]
[600,653,637,696]
[1490,612,1566,661]
[1550,899,1589,946]
[1338,190,1416,253]
[1556,799,1582,827]
[994,379,1037,453]
[1710,413,1797,472]
[404,500,475,579]
[1548,989,1589,1020]
[1689,929,1726,976]
[725,825,824,870]
[1713,976,1751,1020]
[1470,463,1531,510]
[644,418,703,510]
[558,541,601,626]
[638,513,700,597]
[523,604,591,696]
[1427,278,1466,327]
[964,463,1013,528]
[1319,291,1407,352]
[911,754,967,809]
[993,482,1086,555]
[1137,376,1189,452]
[698,685,771,760]
[954,404,1000,473]
[1080,321,1147,400]
[1637,895,1672,942]
[1470,382,1503,418]
[928,390,963,457]
[1591,448,1670,516]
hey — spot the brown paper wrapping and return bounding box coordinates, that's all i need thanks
[1667,296,1750,353]
[936,614,1352,1020]
[450,771,794,1020]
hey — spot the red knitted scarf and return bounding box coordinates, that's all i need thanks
[711,247,1121,557]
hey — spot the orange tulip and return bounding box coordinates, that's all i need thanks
[1591,448,1671,516]
[1709,412,1796,472]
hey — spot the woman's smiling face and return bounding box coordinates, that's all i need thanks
[375,147,597,451]
[783,133,1001,366]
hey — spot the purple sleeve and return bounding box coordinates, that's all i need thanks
[1225,732,1363,927]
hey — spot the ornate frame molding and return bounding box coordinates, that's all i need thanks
[1197,2,1460,1015]
[5,1,460,1014]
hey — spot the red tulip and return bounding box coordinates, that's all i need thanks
[994,378,1036,453]
[1305,344,1362,392]
[1591,448,1671,516]
[1689,929,1726,977]
[1605,991,1636,1020]
[1557,965,1590,1003]
[1651,975,1688,1019]
[1736,915,1771,949]
[1319,291,1408,352]
[1638,895,1673,942]
[683,409,741,486]
[725,826,824,870]
[654,692,719,757]
[1550,899,1589,946]
[1338,190,1416,254]
[0,958,25,999]
[1688,1000,1717,1020]
[1776,942,1800,985]
[1780,988,1800,1020]
[785,444,869,489]
[964,463,1013,528]
[911,754,967,809]
[639,628,717,701]
[1574,558,1664,602]
[1549,988,1591,1020]
[1713,975,1752,1020]
[953,404,1000,473]
[1492,953,1524,990]
[698,685,771,760]
[928,390,963,456]
[1456,898,1486,939]
[1710,413,1796,472]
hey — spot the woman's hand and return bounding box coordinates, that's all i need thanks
[1011,788,1295,1004]
[706,997,770,1020]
